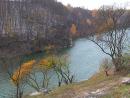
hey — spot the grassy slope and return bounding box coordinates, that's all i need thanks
[24,70,130,98]
[101,73,130,98]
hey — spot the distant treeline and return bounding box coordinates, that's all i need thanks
[0,0,130,57]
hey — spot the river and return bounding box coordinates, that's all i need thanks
[0,30,130,98]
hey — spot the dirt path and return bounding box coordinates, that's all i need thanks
[74,78,121,98]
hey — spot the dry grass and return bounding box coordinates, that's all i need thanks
[24,71,122,98]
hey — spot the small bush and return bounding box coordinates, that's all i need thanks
[100,58,113,76]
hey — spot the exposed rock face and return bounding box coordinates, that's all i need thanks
[0,0,98,58]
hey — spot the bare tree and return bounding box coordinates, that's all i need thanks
[0,56,29,98]
[53,55,74,86]
[26,65,52,92]
[89,5,128,71]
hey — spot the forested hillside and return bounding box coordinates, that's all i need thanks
[0,0,130,57]
[0,0,94,57]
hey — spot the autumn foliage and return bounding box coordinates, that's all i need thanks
[12,60,36,85]
[70,24,77,35]
[37,57,55,71]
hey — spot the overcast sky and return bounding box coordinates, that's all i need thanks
[57,0,130,9]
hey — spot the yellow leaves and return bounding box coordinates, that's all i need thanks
[12,60,36,85]
[39,59,49,66]
[12,57,55,85]
[22,60,35,68]
[36,55,68,71]
[38,57,54,71]
[11,55,69,85]
[70,24,77,35]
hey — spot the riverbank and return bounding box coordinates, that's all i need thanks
[24,68,130,98]
[0,38,108,98]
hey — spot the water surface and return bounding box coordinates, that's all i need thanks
[0,30,130,97]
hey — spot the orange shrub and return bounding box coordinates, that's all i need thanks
[12,60,36,85]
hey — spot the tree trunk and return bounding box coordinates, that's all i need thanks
[112,57,123,72]
[105,70,109,76]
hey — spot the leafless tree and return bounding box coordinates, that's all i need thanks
[53,56,74,86]
[26,66,52,92]
[0,56,27,98]
[89,5,128,71]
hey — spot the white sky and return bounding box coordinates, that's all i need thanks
[57,0,130,9]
